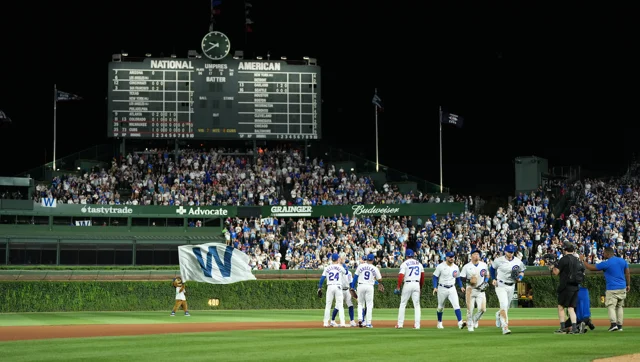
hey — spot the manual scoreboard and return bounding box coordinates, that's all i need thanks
[107,58,321,139]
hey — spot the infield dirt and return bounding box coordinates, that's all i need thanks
[0,318,638,341]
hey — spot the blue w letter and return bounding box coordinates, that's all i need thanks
[192,246,233,278]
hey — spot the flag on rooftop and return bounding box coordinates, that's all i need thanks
[56,90,82,101]
[372,89,383,112]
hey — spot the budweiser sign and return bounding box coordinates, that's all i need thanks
[351,205,400,216]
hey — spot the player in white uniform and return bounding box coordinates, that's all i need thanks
[331,259,357,327]
[432,251,466,329]
[490,244,526,334]
[460,249,489,331]
[351,253,383,328]
[395,249,424,329]
[319,253,347,327]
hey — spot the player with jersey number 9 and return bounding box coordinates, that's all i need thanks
[351,254,383,328]
[318,253,347,327]
[490,244,526,335]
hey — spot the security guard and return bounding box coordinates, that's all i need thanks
[581,247,630,331]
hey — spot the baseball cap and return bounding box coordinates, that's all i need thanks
[405,249,414,257]
[332,253,340,261]
[445,251,455,258]
[367,254,375,261]
[470,249,480,255]
[504,244,516,253]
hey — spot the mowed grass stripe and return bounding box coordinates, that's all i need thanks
[1,308,640,326]
[1,328,639,362]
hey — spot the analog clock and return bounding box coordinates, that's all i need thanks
[201,31,231,60]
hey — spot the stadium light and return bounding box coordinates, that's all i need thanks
[112,54,122,62]
[145,53,152,57]
[233,50,244,59]
[121,51,128,57]
[171,54,177,58]
[256,56,263,60]
[280,56,287,60]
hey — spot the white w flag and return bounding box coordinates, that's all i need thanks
[178,243,256,284]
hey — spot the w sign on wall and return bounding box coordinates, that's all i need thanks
[41,198,57,207]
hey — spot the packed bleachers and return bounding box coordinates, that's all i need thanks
[224,165,640,270]
[33,146,471,206]
[32,144,639,270]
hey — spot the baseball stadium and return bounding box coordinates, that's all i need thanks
[1,2,639,362]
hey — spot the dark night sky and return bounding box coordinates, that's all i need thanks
[1,1,637,196]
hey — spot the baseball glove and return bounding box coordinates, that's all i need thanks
[350,288,358,300]
[469,275,478,287]
[317,288,323,298]
[510,269,520,280]
[378,284,385,293]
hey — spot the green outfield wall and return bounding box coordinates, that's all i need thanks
[1,275,638,312]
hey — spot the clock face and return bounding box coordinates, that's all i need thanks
[201,31,231,60]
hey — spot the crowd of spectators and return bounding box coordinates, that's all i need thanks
[30,144,639,270]
[225,167,640,270]
[33,146,474,207]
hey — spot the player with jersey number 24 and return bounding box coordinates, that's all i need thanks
[318,253,347,327]
[395,249,424,329]
[490,244,526,335]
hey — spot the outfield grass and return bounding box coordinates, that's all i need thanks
[0,309,639,362]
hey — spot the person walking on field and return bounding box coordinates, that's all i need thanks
[395,249,424,329]
[580,247,630,331]
[550,243,582,334]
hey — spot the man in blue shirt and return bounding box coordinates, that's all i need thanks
[581,247,630,331]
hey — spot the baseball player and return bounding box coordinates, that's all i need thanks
[318,253,347,327]
[490,244,526,335]
[460,249,489,332]
[395,249,424,329]
[351,253,383,328]
[331,259,357,327]
[432,251,466,329]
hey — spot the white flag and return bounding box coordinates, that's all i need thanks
[178,243,256,284]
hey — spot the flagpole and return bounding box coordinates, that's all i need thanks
[375,88,379,172]
[53,84,57,171]
[439,106,443,193]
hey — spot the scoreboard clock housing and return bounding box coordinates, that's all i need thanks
[107,58,321,140]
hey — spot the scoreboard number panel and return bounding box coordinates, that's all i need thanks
[107,58,321,140]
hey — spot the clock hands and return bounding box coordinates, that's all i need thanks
[205,42,220,52]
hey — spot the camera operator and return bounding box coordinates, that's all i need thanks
[549,243,580,334]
